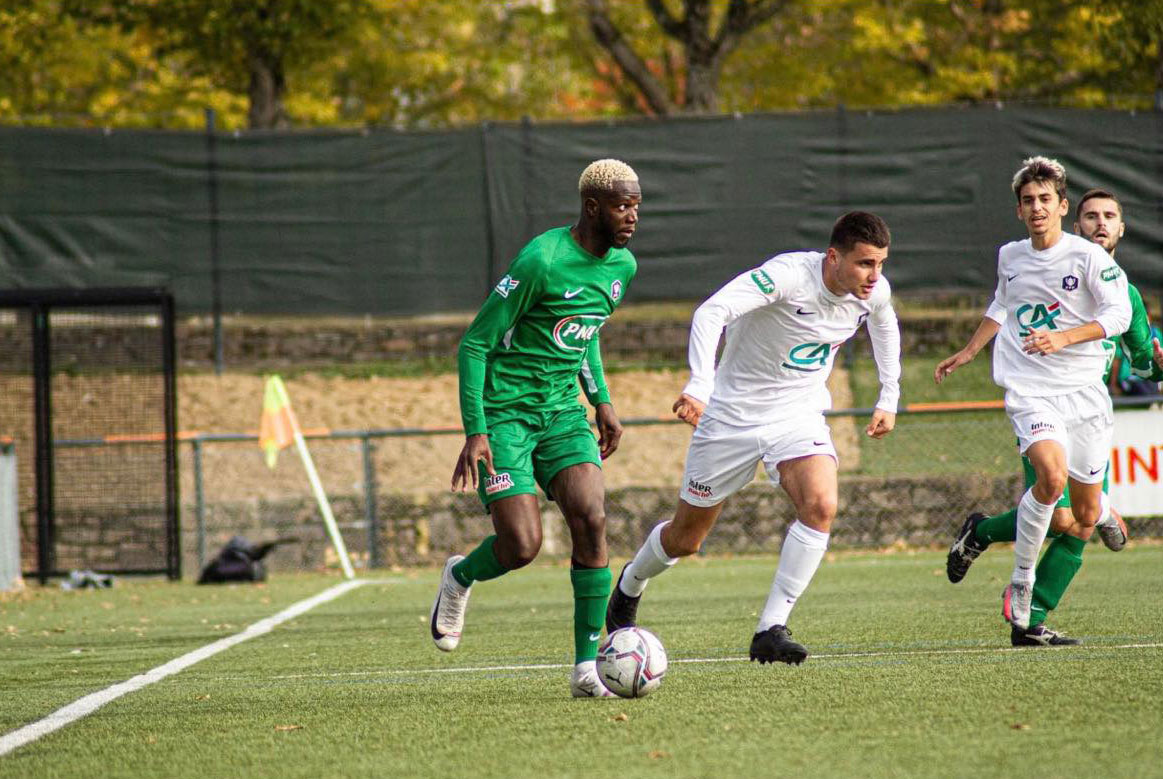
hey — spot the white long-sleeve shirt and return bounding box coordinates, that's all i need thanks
[682,251,901,426]
[984,233,1130,397]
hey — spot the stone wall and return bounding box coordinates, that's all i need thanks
[1,307,985,370]
[183,473,1035,575]
[21,474,1161,578]
[171,312,985,370]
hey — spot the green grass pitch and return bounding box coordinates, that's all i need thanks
[2,546,1161,778]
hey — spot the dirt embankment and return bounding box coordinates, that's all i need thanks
[175,368,857,494]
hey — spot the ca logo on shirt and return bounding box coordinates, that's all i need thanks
[781,342,832,372]
[1015,302,1061,336]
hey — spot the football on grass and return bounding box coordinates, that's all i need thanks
[596,627,667,698]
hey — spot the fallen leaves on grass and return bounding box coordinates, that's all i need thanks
[275,724,303,732]
[612,713,629,722]
[648,750,670,759]
[1010,723,1030,731]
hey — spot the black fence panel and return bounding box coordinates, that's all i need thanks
[1,108,1161,315]
[0,288,178,582]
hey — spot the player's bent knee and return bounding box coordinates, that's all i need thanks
[1036,471,1068,500]
[1072,505,1101,529]
[505,543,541,569]
[578,507,606,532]
[665,527,708,557]
[496,530,542,569]
[799,495,837,527]
[1049,510,1075,535]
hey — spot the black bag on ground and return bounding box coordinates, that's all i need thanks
[197,536,291,584]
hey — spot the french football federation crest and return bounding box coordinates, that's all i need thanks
[1062,275,1078,291]
[611,280,623,301]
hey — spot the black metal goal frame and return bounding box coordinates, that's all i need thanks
[0,287,179,582]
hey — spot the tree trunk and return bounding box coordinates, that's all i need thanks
[1156,48,1163,111]
[684,57,720,113]
[247,51,288,129]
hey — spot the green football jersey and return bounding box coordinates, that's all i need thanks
[458,226,637,435]
[1102,282,1162,384]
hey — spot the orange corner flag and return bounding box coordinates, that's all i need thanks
[259,375,297,469]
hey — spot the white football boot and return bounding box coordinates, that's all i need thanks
[1002,582,1033,630]
[570,661,617,698]
[429,555,470,651]
[1096,510,1128,552]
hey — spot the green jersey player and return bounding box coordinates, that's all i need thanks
[430,159,641,698]
[944,187,1163,646]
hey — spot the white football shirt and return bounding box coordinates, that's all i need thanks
[984,233,1130,397]
[682,251,901,426]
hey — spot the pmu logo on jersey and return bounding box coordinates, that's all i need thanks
[484,473,514,495]
[1015,301,1061,336]
[781,342,832,372]
[750,269,775,294]
[1062,275,1078,291]
[552,314,608,352]
[494,275,520,298]
[1101,266,1122,282]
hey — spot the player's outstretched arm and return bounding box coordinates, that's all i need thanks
[594,402,623,460]
[865,409,896,439]
[672,393,705,427]
[935,317,1000,384]
[451,433,494,492]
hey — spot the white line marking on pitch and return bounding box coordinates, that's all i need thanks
[0,579,370,758]
[266,640,1163,680]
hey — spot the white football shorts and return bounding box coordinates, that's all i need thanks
[1005,383,1113,484]
[679,413,838,507]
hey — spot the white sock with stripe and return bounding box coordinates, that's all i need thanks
[757,520,829,632]
[619,521,678,597]
[1012,487,1057,585]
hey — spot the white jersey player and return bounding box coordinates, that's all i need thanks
[606,211,902,665]
[936,156,1130,631]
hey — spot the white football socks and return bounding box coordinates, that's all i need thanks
[1012,487,1057,585]
[757,520,829,632]
[619,521,678,597]
[1095,491,1113,528]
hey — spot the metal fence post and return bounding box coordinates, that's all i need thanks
[362,434,379,569]
[193,437,206,573]
[205,107,223,376]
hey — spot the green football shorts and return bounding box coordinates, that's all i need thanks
[1021,455,1110,509]
[476,405,601,507]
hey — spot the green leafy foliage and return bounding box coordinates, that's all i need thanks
[1,0,1159,128]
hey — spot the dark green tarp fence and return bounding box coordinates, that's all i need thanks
[1,107,1161,315]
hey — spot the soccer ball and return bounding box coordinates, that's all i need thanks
[596,627,667,698]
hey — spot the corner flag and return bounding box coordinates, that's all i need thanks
[257,375,355,579]
[259,375,296,469]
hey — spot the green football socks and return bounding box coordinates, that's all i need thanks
[975,507,1065,545]
[974,508,1018,544]
[1030,534,1085,627]
[451,535,509,588]
[570,565,612,663]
